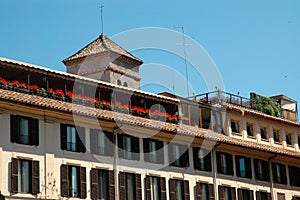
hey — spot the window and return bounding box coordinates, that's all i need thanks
[246,123,254,137]
[201,108,211,129]
[277,193,285,200]
[289,165,300,187]
[118,134,140,160]
[272,163,287,185]
[212,110,222,133]
[169,179,189,200]
[61,165,86,198]
[145,176,166,200]
[218,186,236,200]
[286,134,292,145]
[90,129,114,156]
[235,156,252,179]
[254,159,270,181]
[196,182,214,200]
[123,82,128,87]
[169,143,189,168]
[273,130,280,143]
[119,172,141,200]
[61,124,86,153]
[193,147,212,172]
[10,115,39,146]
[256,191,271,200]
[117,79,122,85]
[91,168,115,200]
[11,158,39,194]
[237,189,253,200]
[231,120,240,133]
[216,152,233,175]
[260,127,267,140]
[143,138,164,164]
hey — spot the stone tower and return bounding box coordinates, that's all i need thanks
[63,33,143,89]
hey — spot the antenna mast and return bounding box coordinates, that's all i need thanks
[100,4,104,33]
[175,26,190,97]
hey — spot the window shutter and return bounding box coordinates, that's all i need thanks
[264,161,270,181]
[281,165,287,184]
[208,184,215,200]
[181,149,190,168]
[60,124,67,150]
[108,170,115,200]
[267,193,271,200]
[235,156,241,177]
[256,191,261,200]
[11,158,18,193]
[90,168,98,200]
[80,167,87,199]
[193,148,200,170]
[277,193,285,200]
[168,143,174,166]
[60,164,69,197]
[169,179,175,200]
[245,157,252,179]
[30,118,39,146]
[135,174,142,200]
[104,131,114,157]
[196,182,201,200]
[145,176,151,200]
[228,155,234,175]
[10,115,19,143]
[272,163,277,182]
[119,172,126,200]
[157,141,164,164]
[31,160,39,194]
[183,180,190,200]
[218,186,225,200]
[118,135,124,159]
[90,129,98,154]
[237,189,242,200]
[249,190,254,200]
[132,137,140,161]
[160,177,166,200]
[206,152,212,172]
[143,139,150,163]
[216,152,221,173]
[77,126,86,153]
[231,187,236,200]
[254,159,259,180]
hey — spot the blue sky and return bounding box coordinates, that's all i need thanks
[1,0,300,105]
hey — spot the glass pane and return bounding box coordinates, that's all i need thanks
[98,170,108,199]
[18,160,30,192]
[20,118,29,144]
[175,180,183,200]
[124,136,132,159]
[71,167,78,197]
[126,174,135,200]
[98,131,106,155]
[174,145,180,167]
[239,158,246,177]
[149,141,157,163]
[150,177,160,200]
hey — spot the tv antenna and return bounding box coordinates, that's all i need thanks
[174,26,191,97]
[99,4,104,33]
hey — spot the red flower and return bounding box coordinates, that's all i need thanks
[29,85,39,90]
[48,88,55,94]
[55,89,64,97]
[66,91,73,97]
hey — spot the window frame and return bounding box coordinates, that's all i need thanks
[143,138,164,164]
[10,115,39,146]
[260,127,268,140]
[169,143,189,168]
[216,152,234,176]
[60,124,86,153]
[246,123,254,137]
[193,147,212,172]
[231,120,240,134]
[235,155,252,179]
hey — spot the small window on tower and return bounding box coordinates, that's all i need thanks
[123,82,128,87]
[117,80,122,85]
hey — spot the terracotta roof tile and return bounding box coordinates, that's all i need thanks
[1,89,300,158]
[63,34,143,63]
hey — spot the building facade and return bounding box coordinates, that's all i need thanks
[0,34,300,200]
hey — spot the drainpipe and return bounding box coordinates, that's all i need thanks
[268,154,277,200]
[212,142,222,200]
[113,125,120,200]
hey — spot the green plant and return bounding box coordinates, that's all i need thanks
[253,95,282,117]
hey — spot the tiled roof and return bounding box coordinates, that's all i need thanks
[227,103,300,126]
[63,33,143,64]
[1,89,300,159]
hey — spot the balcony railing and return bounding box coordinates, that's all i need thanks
[189,91,253,109]
[0,77,180,124]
